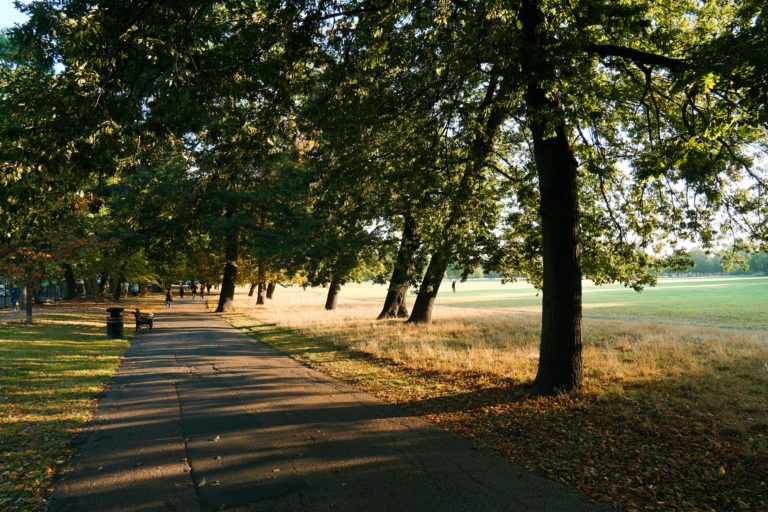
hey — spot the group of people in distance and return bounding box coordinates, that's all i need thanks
[164,282,205,308]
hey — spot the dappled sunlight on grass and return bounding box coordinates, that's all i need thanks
[41,318,105,327]
[0,302,131,511]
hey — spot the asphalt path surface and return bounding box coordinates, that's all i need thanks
[47,299,612,512]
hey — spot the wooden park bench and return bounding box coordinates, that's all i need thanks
[133,308,154,332]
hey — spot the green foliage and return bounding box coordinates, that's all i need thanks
[2,0,767,337]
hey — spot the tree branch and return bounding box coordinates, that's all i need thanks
[319,1,393,21]
[586,44,685,72]
[719,137,767,189]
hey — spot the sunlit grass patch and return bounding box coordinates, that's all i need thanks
[0,304,132,511]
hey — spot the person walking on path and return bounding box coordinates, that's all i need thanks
[191,283,198,300]
[165,289,173,308]
[179,284,185,298]
[9,288,19,311]
[199,285,205,300]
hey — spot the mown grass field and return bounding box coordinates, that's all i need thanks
[0,300,151,511]
[312,275,768,329]
[228,276,768,512]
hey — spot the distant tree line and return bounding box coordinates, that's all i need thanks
[665,249,768,277]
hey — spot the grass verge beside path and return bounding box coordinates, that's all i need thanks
[0,299,156,511]
[225,292,768,512]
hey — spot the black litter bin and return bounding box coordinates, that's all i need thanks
[106,307,125,339]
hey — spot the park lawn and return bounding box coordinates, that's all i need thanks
[0,302,134,511]
[578,277,768,328]
[227,283,768,512]
[306,276,768,329]
[453,277,768,329]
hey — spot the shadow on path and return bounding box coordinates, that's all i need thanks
[47,300,612,512]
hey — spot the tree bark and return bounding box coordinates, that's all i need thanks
[248,283,256,297]
[256,261,266,305]
[378,284,409,320]
[24,276,34,324]
[110,277,120,301]
[266,282,276,299]
[85,278,99,297]
[378,214,420,320]
[521,0,583,394]
[408,69,512,323]
[112,274,126,301]
[216,234,238,313]
[324,277,341,310]
[256,282,266,304]
[63,263,76,300]
[407,248,449,323]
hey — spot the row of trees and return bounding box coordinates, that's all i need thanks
[2,0,767,393]
[668,249,768,276]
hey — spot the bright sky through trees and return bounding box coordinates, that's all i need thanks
[0,1,27,28]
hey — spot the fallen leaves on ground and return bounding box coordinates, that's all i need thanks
[0,299,147,511]
[232,317,768,512]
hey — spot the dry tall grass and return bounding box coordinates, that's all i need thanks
[231,285,768,390]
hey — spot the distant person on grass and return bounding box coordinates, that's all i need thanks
[165,290,173,308]
[452,280,456,292]
[179,284,184,298]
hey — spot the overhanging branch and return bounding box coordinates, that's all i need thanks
[319,1,393,21]
[586,44,685,72]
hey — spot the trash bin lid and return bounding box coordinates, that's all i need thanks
[106,307,125,314]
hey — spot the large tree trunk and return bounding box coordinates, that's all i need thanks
[378,214,420,320]
[110,277,120,301]
[266,282,276,299]
[216,234,238,313]
[256,261,266,305]
[24,276,34,324]
[407,248,449,323]
[408,71,512,323]
[530,122,583,394]
[522,0,583,394]
[324,277,341,310]
[256,282,266,304]
[378,284,409,320]
[63,263,76,300]
[248,283,256,297]
[112,274,126,301]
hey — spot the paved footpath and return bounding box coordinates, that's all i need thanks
[48,300,612,512]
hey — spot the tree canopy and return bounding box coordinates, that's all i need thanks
[2,0,767,393]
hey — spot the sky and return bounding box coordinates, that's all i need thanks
[0,0,28,30]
